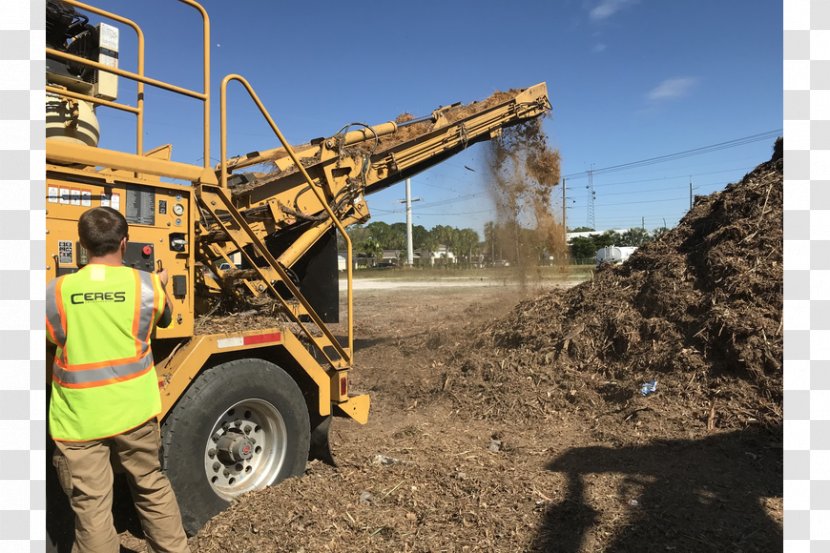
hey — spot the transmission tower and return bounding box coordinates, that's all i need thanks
[586,168,596,229]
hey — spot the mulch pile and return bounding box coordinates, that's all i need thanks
[445,140,783,433]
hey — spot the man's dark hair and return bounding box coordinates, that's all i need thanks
[78,207,128,257]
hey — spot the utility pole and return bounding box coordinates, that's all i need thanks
[562,177,566,237]
[399,178,421,267]
[689,177,693,211]
[641,216,645,231]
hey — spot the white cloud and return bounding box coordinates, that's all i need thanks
[590,0,638,21]
[593,43,607,53]
[646,77,698,101]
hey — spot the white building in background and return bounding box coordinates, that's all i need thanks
[416,244,456,266]
[565,229,628,242]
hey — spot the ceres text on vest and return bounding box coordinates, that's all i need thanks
[70,291,127,304]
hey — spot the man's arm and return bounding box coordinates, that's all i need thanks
[155,269,174,329]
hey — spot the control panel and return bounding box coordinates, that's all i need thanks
[46,174,193,338]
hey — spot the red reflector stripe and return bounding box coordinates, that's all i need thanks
[242,332,282,345]
[340,375,348,395]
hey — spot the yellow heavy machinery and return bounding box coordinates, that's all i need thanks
[45,0,551,538]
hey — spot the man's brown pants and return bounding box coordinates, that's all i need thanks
[53,419,191,553]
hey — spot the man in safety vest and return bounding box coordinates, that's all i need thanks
[46,206,190,553]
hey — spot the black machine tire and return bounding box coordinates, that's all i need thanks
[161,358,310,535]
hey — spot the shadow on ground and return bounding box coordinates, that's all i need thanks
[531,426,782,553]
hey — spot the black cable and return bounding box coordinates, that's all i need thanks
[563,129,781,180]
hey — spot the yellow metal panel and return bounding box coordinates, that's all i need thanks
[334,394,370,425]
[156,335,212,417]
[155,329,333,419]
[279,332,332,417]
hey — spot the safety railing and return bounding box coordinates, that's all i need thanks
[217,74,354,366]
[44,0,211,167]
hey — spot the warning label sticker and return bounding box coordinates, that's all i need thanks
[58,241,73,264]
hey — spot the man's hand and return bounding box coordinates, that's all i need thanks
[157,268,169,287]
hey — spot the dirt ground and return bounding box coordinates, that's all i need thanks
[185,281,782,553]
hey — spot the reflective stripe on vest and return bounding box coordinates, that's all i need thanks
[45,278,67,346]
[52,353,153,387]
[136,270,157,357]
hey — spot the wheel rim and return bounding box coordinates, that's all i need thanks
[203,398,287,500]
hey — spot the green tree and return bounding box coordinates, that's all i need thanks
[620,227,651,247]
[483,221,497,263]
[569,236,596,261]
[365,222,406,251]
[412,225,428,250]
[387,223,408,250]
[593,230,622,249]
[358,237,382,261]
[428,225,458,265]
[343,224,368,250]
[456,228,480,267]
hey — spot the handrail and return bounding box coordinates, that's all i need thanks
[178,0,211,169]
[46,48,207,100]
[47,0,209,165]
[198,186,350,369]
[219,74,354,364]
[45,85,139,114]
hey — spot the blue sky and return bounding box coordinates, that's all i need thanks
[89,0,782,236]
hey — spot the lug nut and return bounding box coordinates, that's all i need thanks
[212,462,220,472]
[208,449,216,458]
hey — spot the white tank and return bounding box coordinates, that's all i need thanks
[596,246,638,265]
[46,93,100,147]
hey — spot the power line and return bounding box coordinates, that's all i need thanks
[569,184,727,208]
[563,129,780,180]
[413,207,496,217]
[585,165,754,189]
[566,178,731,202]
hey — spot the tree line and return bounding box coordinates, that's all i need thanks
[341,221,668,266]
[567,226,665,261]
[343,222,481,266]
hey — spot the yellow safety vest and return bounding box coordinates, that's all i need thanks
[46,264,166,441]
